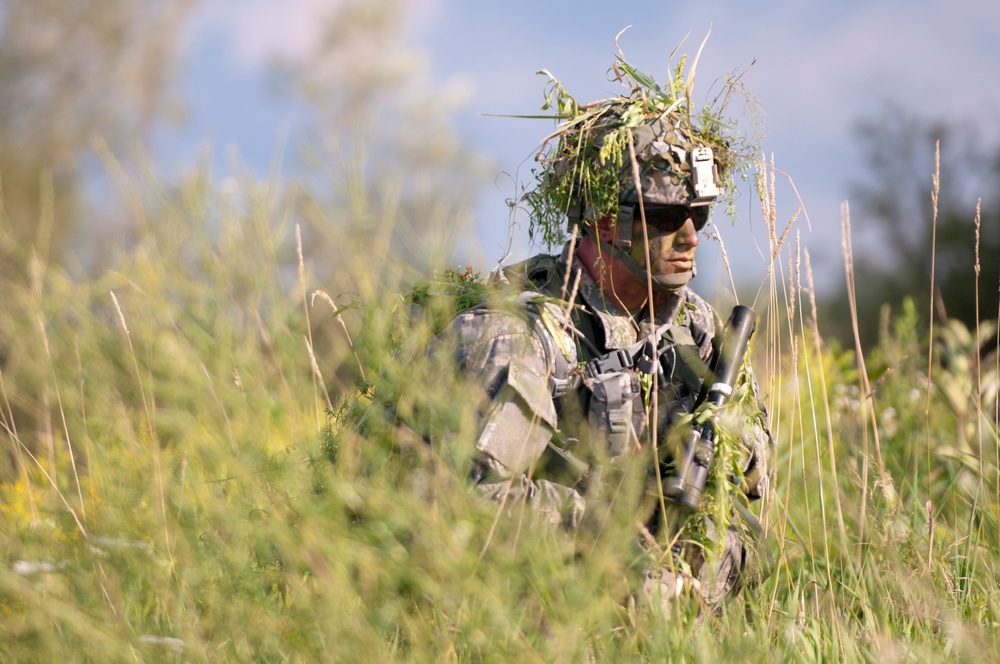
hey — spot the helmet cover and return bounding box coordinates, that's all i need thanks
[523,56,753,248]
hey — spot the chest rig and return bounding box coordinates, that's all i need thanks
[503,255,709,464]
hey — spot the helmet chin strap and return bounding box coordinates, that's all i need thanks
[585,225,694,293]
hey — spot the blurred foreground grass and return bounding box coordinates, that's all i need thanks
[1,164,999,663]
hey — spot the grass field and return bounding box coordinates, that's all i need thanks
[1,162,998,662]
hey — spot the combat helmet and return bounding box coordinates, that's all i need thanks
[525,57,748,291]
[619,115,722,209]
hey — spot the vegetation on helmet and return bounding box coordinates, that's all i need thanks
[522,48,761,249]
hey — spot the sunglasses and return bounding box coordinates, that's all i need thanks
[638,205,709,232]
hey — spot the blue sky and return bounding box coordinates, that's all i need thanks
[161,0,1000,298]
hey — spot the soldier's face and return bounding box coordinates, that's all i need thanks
[625,205,705,277]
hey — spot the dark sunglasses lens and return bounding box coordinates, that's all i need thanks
[643,206,708,231]
[692,207,709,230]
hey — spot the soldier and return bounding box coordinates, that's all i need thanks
[440,80,773,611]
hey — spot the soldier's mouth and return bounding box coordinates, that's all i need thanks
[666,257,693,270]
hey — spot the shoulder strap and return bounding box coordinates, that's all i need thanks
[504,254,605,368]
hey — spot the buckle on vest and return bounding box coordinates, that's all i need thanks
[549,374,580,398]
[584,348,633,378]
[607,401,633,456]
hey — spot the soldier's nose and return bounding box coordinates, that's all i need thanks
[677,219,700,247]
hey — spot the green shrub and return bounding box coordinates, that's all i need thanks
[1,162,998,662]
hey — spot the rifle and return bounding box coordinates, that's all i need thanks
[579,304,757,511]
[662,304,757,514]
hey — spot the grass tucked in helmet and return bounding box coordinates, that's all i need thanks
[523,53,757,249]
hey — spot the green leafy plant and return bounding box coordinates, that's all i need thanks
[520,48,759,249]
[404,265,489,335]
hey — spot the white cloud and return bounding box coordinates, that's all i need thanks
[184,0,343,69]
[185,0,446,70]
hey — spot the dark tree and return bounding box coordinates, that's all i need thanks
[824,102,1000,348]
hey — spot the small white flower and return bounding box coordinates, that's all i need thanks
[12,560,65,576]
[139,635,185,652]
[879,406,898,437]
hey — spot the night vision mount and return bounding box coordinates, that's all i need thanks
[689,146,721,206]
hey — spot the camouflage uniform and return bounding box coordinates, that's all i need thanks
[443,245,773,610]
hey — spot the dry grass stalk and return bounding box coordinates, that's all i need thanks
[8,432,88,538]
[200,361,239,453]
[110,290,172,559]
[560,224,579,300]
[304,336,334,414]
[704,224,737,298]
[923,142,941,502]
[1,367,39,521]
[36,311,86,524]
[926,142,940,412]
[839,204,888,485]
[841,202,870,562]
[311,289,366,384]
[297,224,324,430]
[973,200,984,466]
[563,267,582,325]
[804,248,850,557]
[626,127,669,527]
[926,499,935,573]
[752,156,800,307]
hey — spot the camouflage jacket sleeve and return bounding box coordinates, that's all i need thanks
[438,299,585,527]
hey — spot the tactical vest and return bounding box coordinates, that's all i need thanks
[501,254,709,468]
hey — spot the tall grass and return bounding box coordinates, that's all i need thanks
[1,152,998,662]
